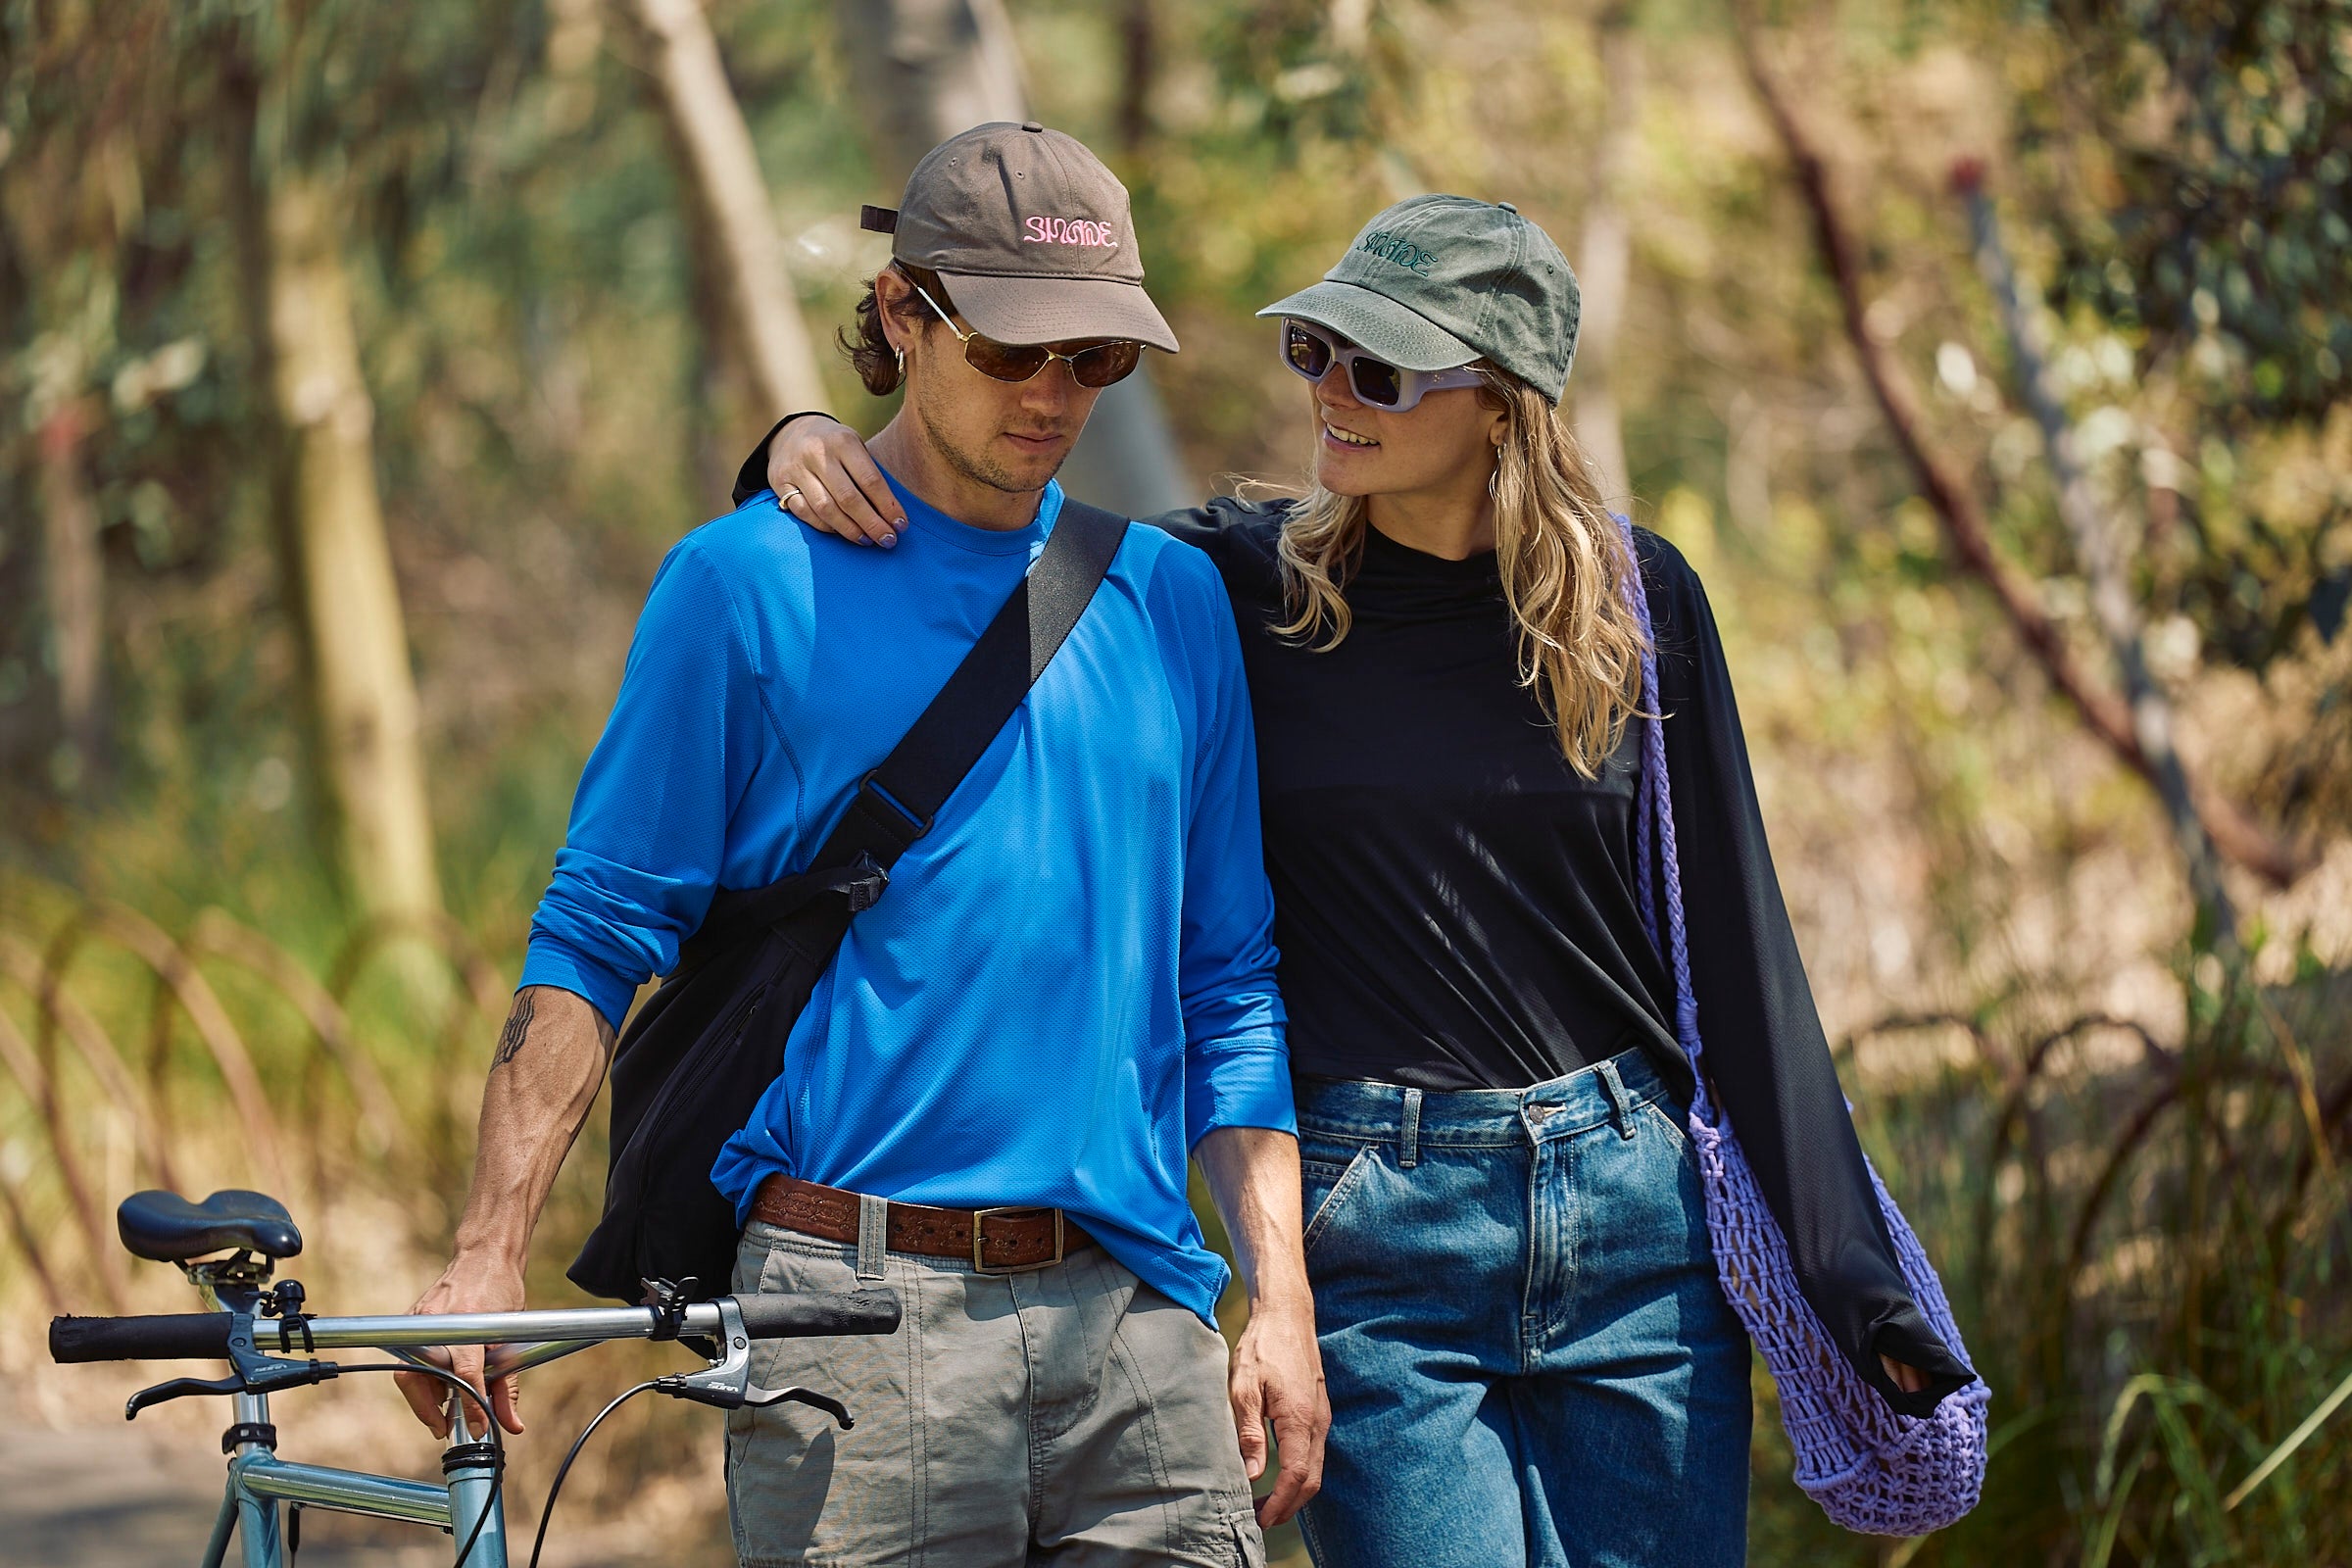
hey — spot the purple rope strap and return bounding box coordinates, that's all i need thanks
[1619,519,1989,1536]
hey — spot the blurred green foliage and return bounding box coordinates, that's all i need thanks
[2020,0,2352,670]
[2,0,2348,1563]
[2034,0,2352,421]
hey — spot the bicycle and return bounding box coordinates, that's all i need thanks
[46,1188,901,1568]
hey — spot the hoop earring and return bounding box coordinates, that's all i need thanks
[1488,450,1501,499]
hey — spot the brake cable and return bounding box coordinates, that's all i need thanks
[331,1362,506,1568]
[347,1292,850,1568]
[525,1292,855,1568]
[526,1380,662,1568]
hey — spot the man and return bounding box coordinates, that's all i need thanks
[395,122,1327,1565]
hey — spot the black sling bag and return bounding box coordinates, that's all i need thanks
[567,500,1129,1304]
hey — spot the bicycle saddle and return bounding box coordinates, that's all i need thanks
[117,1190,303,1263]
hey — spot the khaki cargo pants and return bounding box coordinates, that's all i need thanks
[727,1218,1267,1568]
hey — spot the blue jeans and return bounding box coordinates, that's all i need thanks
[1293,1050,1751,1568]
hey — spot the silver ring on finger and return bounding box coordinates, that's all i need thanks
[777,485,803,511]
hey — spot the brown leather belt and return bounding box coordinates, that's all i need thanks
[752,1174,1092,1275]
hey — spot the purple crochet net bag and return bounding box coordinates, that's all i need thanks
[1619,522,1989,1536]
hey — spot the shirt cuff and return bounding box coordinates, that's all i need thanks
[518,935,638,1033]
[1863,1304,1979,1417]
[1185,1035,1296,1149]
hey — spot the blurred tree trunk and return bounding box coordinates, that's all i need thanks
[34,399,106,786]
[659,100,760,511]
[832,0,1196,516]
[833,0,1028,165]
[264,171,443,926]
[1117,0,1154,156]
[1964,176,2233,936]
[1573,6,1639,508]
[627,0,828,416]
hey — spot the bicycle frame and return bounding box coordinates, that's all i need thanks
[139,1288,847,1568]
[174,1278,759,1568]
[54,1193,894,1568]
[200,1386,507,1568]
[174,1258,517,1568]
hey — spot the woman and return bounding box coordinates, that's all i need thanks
[744,195,1972,1567]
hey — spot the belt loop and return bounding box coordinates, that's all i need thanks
[1399,1088,1422,1169]
[1597,1059,1636,1141]
[857,1193,889,1280]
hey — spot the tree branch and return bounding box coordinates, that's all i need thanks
[628,0,828,415]
[1731,10,2308,889]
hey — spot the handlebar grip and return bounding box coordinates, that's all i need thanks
[50,1312,234,1364]
[732,1290,901,1340]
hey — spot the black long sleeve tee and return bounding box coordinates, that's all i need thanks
[732,449,1972,1413]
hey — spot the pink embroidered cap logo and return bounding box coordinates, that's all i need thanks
[1023,215,1119,249]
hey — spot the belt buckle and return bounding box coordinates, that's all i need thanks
[970,1207,1063,1276]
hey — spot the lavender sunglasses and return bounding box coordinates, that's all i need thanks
[1279,319,1486,411]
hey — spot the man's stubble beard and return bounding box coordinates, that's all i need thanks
[911,378,1072,496]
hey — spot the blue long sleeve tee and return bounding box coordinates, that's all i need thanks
[519,473,1290,1323]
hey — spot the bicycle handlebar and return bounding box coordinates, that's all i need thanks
[50,1312,233,1364]
[734,1289,900,1340]
[49,1290,902,1365]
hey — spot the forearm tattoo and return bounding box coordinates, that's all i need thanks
[493,992,535,1068]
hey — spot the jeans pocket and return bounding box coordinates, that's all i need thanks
[1301,1147,1373,1258]
[1642,1098,1691,1152]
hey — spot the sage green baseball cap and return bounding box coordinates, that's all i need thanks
[1256,194,1580,403]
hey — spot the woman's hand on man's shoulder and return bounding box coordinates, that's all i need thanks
[767,414,906,548]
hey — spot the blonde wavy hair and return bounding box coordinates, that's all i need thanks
[1274,367,1648,777]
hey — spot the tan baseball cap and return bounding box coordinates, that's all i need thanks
[859,122,1179,353]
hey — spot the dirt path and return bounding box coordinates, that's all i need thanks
[0,1424,450,1566]
[0,1422,733,1567]
[0,1419,1295,1565]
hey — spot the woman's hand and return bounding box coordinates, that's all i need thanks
[767,415,906,547]
[1881,1355,1931,1396]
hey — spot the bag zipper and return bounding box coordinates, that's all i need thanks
[624,972,774,1180]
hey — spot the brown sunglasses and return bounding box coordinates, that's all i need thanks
[912,284,1144,389]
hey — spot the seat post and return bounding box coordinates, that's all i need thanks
[231,1387,271,1448]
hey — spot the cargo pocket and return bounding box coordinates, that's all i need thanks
[1221,1503,1267,1568]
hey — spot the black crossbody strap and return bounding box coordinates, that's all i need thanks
[688,498,1128,962]
[818,497,1128,870]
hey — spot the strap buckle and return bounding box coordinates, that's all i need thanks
[853,771,933,845]
[970,1207,1063,1276]
[825,852,890,913]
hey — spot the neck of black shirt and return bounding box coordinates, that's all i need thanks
[1364,507,1498,568]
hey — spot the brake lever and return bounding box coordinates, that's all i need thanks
[125,1374,244,1420]
[652,1297,854,1428]
[123,1312,337,1421]
[742,1385,854,1428]
[226,1313,337,1396]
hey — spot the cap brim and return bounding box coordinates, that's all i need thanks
[936,271,1181,353]
[1254,279,1477,371]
